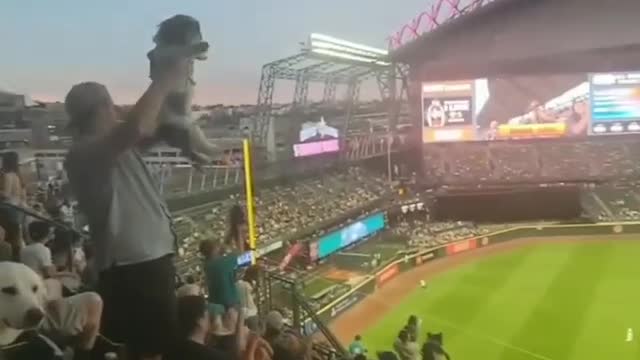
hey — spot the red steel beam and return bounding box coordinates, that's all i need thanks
[388,0,492,51]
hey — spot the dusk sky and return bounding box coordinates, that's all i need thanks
[2,0,427,105]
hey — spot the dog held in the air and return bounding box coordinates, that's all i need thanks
[0,262,63,359]
[148,14,218,165]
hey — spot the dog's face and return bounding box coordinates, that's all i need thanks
[0,262,47,330]
[154,15,208,60]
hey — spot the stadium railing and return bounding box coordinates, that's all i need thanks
[260,271,349,360]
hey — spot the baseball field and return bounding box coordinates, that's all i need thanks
[331,236,640,360]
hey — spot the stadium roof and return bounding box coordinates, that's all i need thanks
[389,0,525,63]
[389,0,640,80]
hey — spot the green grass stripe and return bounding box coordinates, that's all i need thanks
[362,246,534,353]
[568,242,640,359]
[433,244,575,359]
[498,242,616,360]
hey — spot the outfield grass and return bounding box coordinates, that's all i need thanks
[362,241,640,360]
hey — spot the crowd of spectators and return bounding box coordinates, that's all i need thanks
[173,166,388,280]
[421,137,640,186]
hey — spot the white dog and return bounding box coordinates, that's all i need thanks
[0,262,63,359]
[148,14,218,165]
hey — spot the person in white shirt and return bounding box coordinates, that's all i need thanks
[59,199,75,226]
[20,221,105,358]
[20,221,55,278]
[236,270,258,330]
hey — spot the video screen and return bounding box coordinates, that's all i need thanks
[590,72,640,135]
[422,81,477,142]
[421,77,591,142]
[311,212,386,260]
[237,251,253,267]
[293,116,340,157]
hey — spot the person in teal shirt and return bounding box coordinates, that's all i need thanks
[199,239,239,308]
[349,334,367,356]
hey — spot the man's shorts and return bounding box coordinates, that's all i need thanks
[98,255,177,357]
[42,292,99,336]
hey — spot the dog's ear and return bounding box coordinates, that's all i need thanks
[154,15,202,45]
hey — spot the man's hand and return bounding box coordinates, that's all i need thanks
[154,56,191,90]
[242,334,273,360]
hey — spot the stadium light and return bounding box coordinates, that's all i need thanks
[311,48,390,66]
[309,33,389,66]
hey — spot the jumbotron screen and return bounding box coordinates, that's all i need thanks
[590,72,640,135]
[421,76,598,142]
[292,117,340,157]
[310,212,385,260]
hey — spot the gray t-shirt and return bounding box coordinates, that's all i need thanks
[65,147,175,272]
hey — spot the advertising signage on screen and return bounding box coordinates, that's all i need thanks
[421,78,592,142]
[314,212,386,260]
[293,117,340,157]
[293,138,339,157]
[422,81,477,142]
[590,72,640,135]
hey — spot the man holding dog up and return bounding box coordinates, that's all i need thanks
[64,56,190,359]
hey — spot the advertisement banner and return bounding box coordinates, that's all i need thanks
[399,256,414,272]
[422,81,476,143]
[327,292,365,320]
[256,240,284,257]
[446,238,478,256]
[376,263,400,288]
[415,250,436,266]
[293,139,340,157]
[590,72,640,135]
[316,213,386,260]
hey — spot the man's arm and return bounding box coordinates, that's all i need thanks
[75,59,189,165]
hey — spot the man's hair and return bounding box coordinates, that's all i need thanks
[198,239,218,258]
[1,151,19,173]
[176,295,207,338]
[28,221,51,243]
[64,82,112,136]
[355,335,362,341]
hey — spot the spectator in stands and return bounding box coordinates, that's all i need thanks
[59,198,75,227]
[237,270,259,330]
[41,288,104,360]
[169,295,231,360]
[377,351,399,360]
[0,225,11,261]
[227,204,248,251]
[263,310,285,347]
[0,151,27,261]
[177,275,203,297]
[393,329,419,360]
[200,239,240,309]
[64,57,190,360]
[349,334,367,356]
[405,315,420,342]
[20,221,56,278]
[271,333,310,360]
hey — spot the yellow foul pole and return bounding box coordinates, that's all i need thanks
[242,139,257,263]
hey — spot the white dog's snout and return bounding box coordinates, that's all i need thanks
[24,307,45,328]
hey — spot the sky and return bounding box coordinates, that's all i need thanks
[1,0,427,105]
